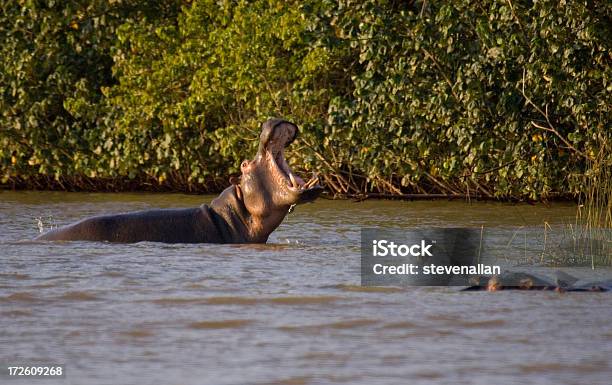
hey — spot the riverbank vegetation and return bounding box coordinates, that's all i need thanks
[1,0,610,201]
[571,136,612,265]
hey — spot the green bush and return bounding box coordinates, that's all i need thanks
[0,0,183,187]
[1,0,610,199]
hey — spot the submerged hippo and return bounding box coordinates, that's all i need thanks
[36,119,323,243]
[463,271,611,292]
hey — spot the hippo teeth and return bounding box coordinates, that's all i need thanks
[289,172,299,189]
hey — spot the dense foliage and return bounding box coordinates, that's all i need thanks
[1,0,610,199]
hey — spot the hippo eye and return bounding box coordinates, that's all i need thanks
[241,161,249,169]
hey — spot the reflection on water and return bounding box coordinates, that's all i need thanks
[1,191,611,385]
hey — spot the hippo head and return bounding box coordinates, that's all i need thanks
[209,118,323,242]
[238,119,323,219]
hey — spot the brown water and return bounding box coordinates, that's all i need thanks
[1,191,611,385]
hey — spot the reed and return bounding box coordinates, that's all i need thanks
[571,132,612,267]
[531,130,612,267]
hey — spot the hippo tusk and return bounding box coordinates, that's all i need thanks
[235,184,243,201]
[289,172,299,188]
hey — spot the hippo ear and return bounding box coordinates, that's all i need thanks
[229,176,241,185]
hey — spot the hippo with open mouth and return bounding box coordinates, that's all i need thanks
[35,119,323,243]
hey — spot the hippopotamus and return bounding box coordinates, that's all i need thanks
[463,271,611,292]
[35,119,323,243]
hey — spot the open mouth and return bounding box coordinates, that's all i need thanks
[273,147,305,191]
[266,132,318,193]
